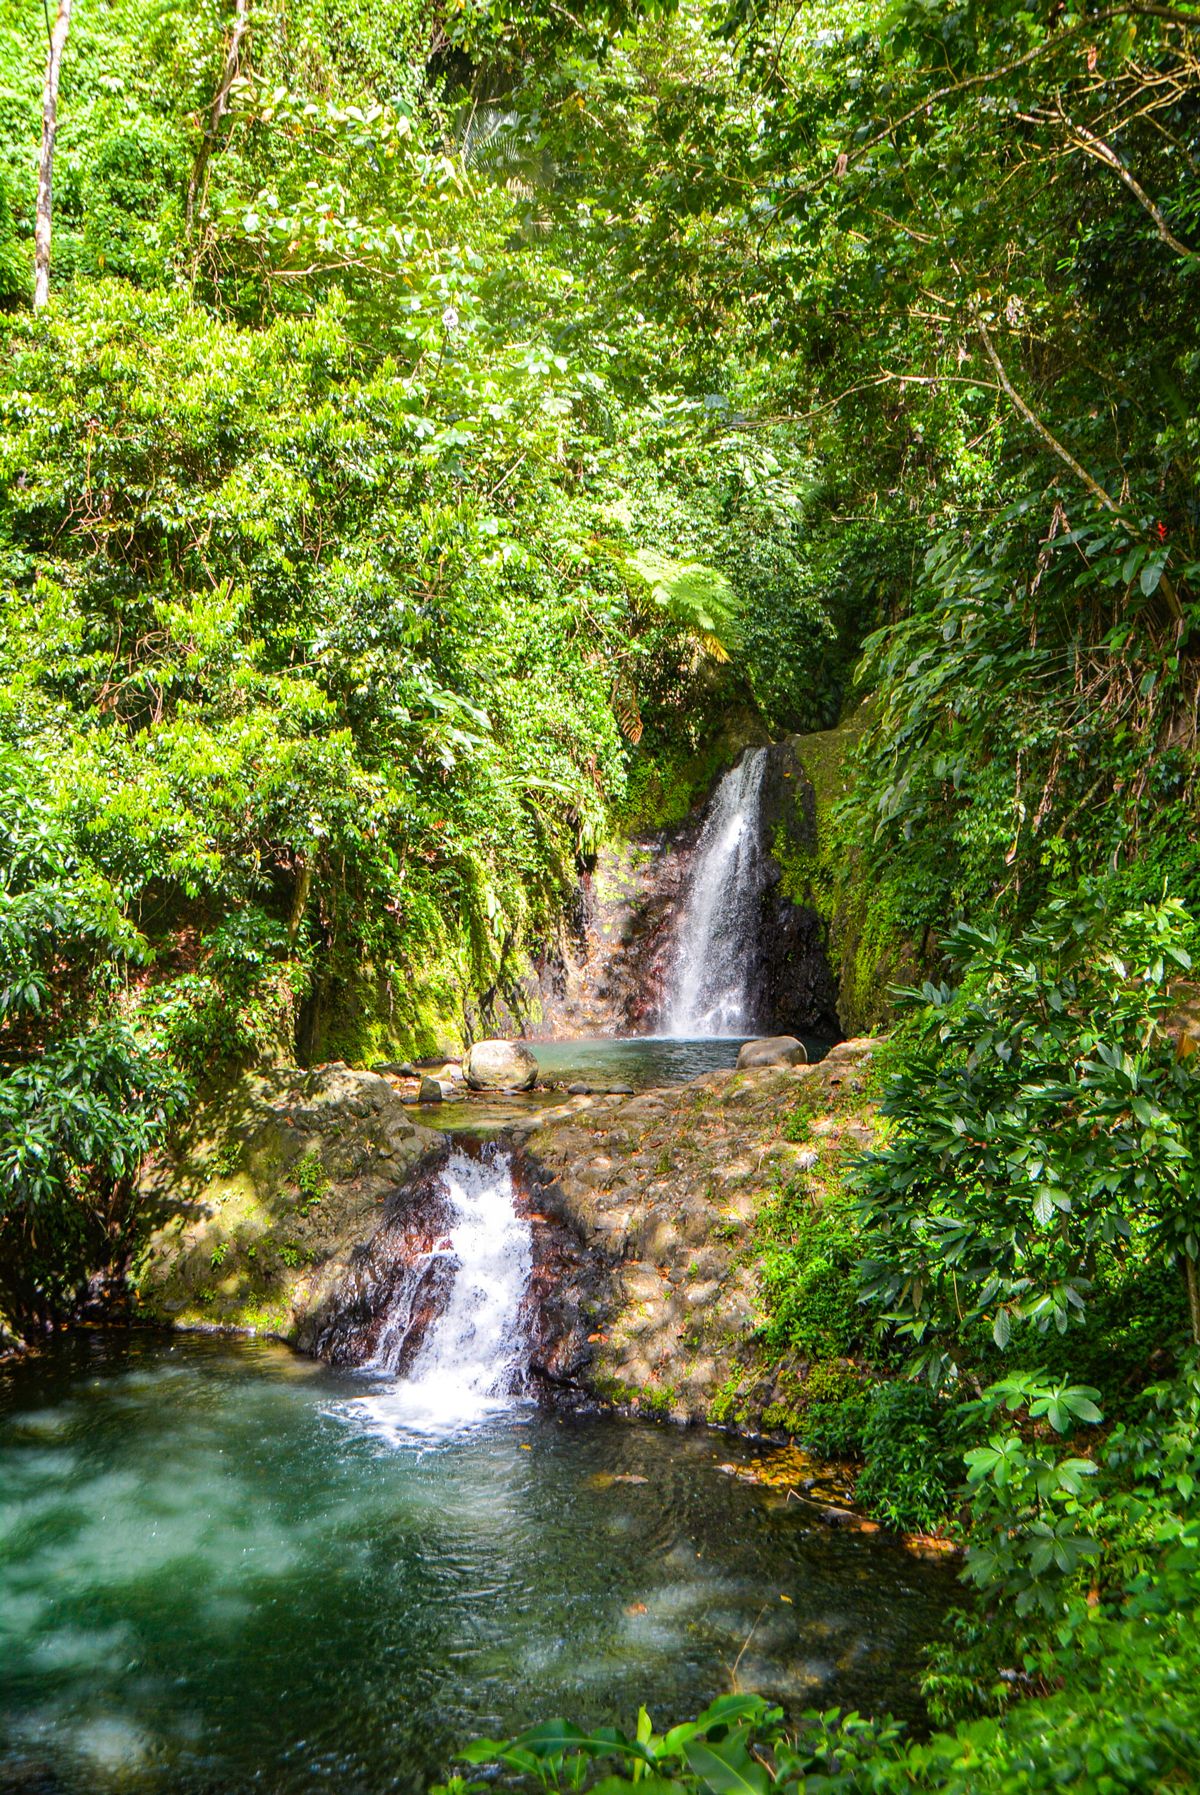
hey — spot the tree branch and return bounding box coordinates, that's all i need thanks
[1053,104,1197,256]
[975,314,1184,622]
[187,0,250,230]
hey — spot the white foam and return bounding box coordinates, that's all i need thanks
[664,748,768,1036]
[351,1147,534,1443]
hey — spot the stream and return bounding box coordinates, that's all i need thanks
[0,1336,955,1795]
[0,748,956,1795]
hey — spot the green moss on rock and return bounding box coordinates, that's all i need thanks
[771,706,922,1035]
[132,1063,443,1342]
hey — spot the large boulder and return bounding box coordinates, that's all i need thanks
[736,1034,808,1070]
[463,1038,539,1091]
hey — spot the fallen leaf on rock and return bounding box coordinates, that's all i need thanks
[625,1602,648,1615]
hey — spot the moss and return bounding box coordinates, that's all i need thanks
[613,727,761,835]
[638,1382,676,1415]
[592,1373,640,1407]
[768,705,920,1035]
[307,951,467,1065]
[833,874,917,1036]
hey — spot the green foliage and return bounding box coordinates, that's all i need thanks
[0,1022,186,1331]
[293,1149,331,1216]
[757,1183,862,1361]
[958,1373,1103,1617]
[855,892,1200,1382]
[791,1361,869,1460]
[855,1383,958,1537]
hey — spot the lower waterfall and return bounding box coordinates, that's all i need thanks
[662,745,769,1036]
[354,1144,534,1439]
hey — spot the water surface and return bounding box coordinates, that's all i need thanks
[419,1035,834,1135]
[1,1336,953,1795]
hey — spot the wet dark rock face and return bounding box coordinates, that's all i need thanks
[309,1156,457,1371]
[529,823,702,1040]
[518,1177,610,1399]
[531,743,840,1042]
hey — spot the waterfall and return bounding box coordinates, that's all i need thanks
[353,1145,534,1439]
[663,747,768,1037]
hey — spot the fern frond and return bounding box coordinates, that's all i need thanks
[611,674,644,743]
[624,548,742,659]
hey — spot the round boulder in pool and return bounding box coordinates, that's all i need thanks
[464,1038,539,1091]
[736,1034,809,1069]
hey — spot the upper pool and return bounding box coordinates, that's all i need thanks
[408,1035,835,1133]
[528,1034,833,1089]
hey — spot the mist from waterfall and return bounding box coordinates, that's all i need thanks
[354,1145,533,1440]
[662,747,769,1037]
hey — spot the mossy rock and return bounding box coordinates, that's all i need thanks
[772,705,924,1036]
[132,1062,444,1343]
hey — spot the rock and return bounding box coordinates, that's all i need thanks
[371,1060,417,1077]
[736,1035,808,1070]
[606,1084,635,1096]
[464,1038,538,1092]
[132,1062,443,1345]
[567,1081,592,1095]
[417,1076,444,1103]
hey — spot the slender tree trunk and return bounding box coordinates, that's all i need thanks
[1186,1253,1200,1348]
[34,0,72,310]
[186,0,250,230]
[288,859,312,947]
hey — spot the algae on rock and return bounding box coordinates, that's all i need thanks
[132,1063,443,1344]
[771,707,924,1037]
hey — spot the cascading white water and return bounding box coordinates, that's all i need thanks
[354,1146,533,1440]
[663,747,768,1037]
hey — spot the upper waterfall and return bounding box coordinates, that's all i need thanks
[661,747,769,1037]
[354,1145,533,1440]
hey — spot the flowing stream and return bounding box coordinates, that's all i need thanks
[355,1145,533,1442]
[663,747,769,1036]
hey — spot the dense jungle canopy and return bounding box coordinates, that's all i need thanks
[3,0,1200,1789]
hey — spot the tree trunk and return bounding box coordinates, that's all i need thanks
[288,859,312,947]
[34,0,72,310]
[1187,1253,1200,1348]
[186,0,250,230]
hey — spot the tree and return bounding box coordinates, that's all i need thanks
[34,0,71,309]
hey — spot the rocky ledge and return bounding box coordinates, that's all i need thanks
[513,1037,878,1433]
[131,1062,444,1347]
[131,1040,881,1444]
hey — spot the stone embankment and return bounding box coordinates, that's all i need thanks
[132,1039,881,1443]
[513,1037,878,1432]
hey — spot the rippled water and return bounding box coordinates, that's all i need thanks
[0,1336,954,1795]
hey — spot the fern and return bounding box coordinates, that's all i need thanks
[611,673,644,743]
[624,548,742,660]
